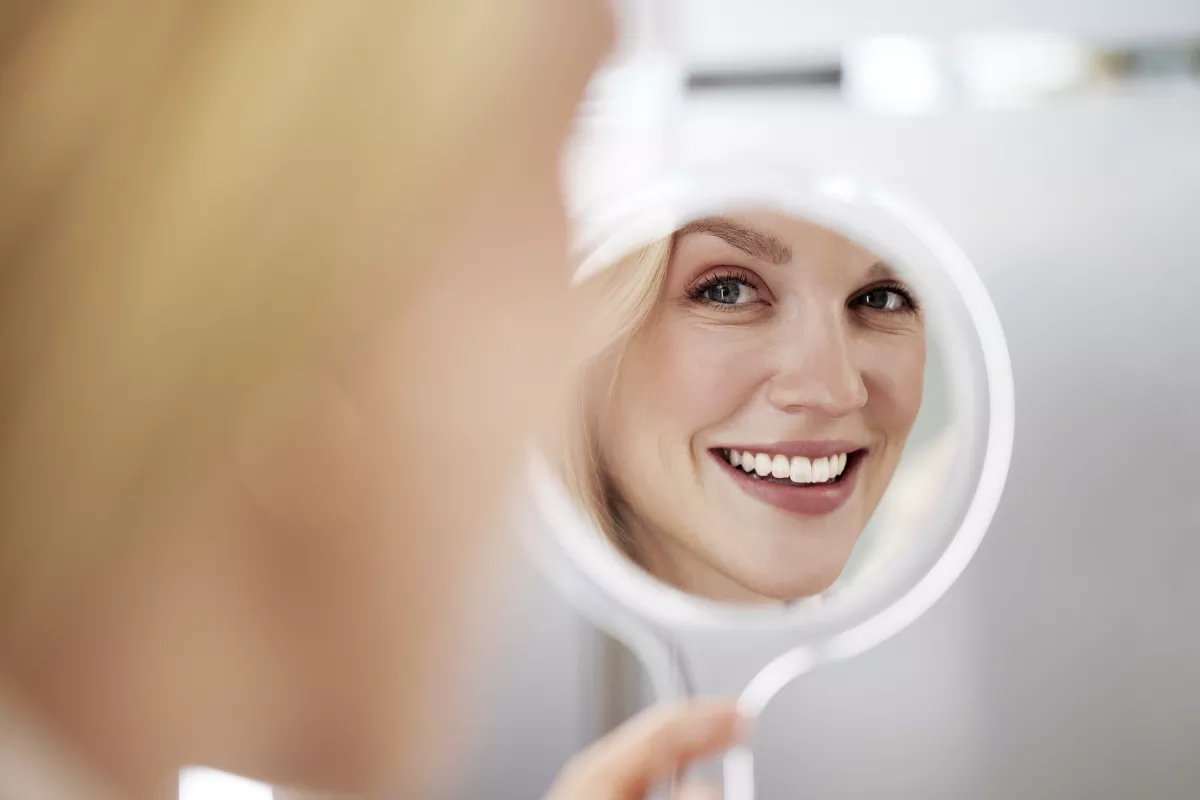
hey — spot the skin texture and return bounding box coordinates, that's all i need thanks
[597,210,926,603]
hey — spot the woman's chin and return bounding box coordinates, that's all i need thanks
[678,567,842,605]
[717,559,849,604]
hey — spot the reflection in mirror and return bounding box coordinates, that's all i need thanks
[558,208,953,606]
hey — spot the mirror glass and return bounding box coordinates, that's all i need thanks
[549,203,962,610]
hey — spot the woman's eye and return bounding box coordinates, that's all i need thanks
[702,279,756,305]
[856,288,908,312]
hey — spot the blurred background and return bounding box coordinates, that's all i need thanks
[435,1,1200,799]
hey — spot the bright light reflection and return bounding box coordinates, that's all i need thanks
[842,36,950,115]
[179,768,273,800]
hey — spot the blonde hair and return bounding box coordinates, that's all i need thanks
[0,1,559,643]
[561,235,673,557]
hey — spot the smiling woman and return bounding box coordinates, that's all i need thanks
[562,209,927,604]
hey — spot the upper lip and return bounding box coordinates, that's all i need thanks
[713,440,867,459]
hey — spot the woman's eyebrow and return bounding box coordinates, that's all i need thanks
[866,260,901,281]
[675,217,792,265]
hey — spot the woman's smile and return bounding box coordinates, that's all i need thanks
[708,442,869,516]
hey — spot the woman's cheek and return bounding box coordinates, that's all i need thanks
[636,317,765,431]
[861,333,927,430]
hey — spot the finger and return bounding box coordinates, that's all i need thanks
[676,780,722,800]
[568,700,744,798]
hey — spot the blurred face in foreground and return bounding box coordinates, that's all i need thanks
[0,1,612,797]
[227,3,615,792]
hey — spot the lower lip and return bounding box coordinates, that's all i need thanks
[711,451,864,516]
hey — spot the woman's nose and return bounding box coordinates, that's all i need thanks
[765,321,868,418]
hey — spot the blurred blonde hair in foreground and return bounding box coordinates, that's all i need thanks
[0,0,497,632]
[0,0,610,795]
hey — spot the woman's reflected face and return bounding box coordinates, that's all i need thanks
[598,210,926,602]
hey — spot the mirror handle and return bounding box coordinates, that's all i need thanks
[723,646,820,800]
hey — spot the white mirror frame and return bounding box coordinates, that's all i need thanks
[525,163,1013,655]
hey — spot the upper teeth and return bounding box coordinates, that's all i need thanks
[728,449,849,484]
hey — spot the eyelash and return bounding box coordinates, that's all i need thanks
[850,281,921,314]
[687,268,762,312]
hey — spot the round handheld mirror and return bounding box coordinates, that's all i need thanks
[520,166,1013,799]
